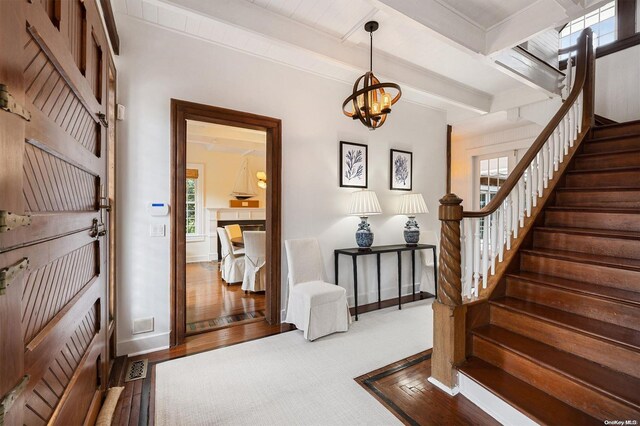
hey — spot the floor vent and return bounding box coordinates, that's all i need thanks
[124,359,148,382]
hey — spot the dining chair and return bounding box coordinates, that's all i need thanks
[242,231,266,292]
[225,224,245,255]
[284,238,350,341]
[217,227,245,284]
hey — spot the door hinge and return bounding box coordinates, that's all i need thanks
[0,211,31,234]
[96,112,108,128]
[0,258,29,295]
[89,218,106,238]
[0,375,29,426]
[0,85,31,122]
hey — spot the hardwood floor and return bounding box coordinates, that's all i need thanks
[356,350,499,426]
[186,262,266,334]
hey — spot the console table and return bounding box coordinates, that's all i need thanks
[334,244,437,320]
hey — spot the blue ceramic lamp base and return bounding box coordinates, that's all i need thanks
[355,216,374,248]
[404,216,420,245]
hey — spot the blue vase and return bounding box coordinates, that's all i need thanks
[355,216,374,248]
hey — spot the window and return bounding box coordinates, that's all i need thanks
[478,156,509,210]
[560,1,616,60]
[186,164,204,240]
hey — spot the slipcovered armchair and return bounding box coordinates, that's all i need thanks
[242,231,266,292]
[420,231,439,295]
[284,238,350,341]
[217,227,245,284]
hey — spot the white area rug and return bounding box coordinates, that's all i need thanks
[155,300,433,425]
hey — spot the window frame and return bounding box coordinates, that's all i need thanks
[185,163,205,242]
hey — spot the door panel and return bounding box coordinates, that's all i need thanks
[0,0,113,424]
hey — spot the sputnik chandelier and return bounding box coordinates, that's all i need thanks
[342,21,402,130]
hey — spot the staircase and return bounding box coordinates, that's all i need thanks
[459,120,640,423]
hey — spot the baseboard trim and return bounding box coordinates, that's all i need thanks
[427,376,459,396]
[187,255,210,263]
[117,332,171,357]
[458,371,537,426]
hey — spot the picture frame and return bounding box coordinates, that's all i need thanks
[340,141,368,188]
[390,149,412,191]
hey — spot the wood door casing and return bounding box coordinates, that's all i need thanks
[0,1,114,424]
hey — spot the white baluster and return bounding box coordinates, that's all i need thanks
[490,212,497,275]
[553,127,560,171]
[464,218,473,298]
[525,167,532,217]
[564,115,570,156]
[548,135,554,181]
[482,215,489,288]
[568,105,574,147]
[473,218,480,297]
[506,195,512,250]
[518,177,525,228]
[571,103,578,143]
[531,157,538,208]
[538,152,544,196]
[542,140,549,189]
[577,91,583,134]
[498,203,505,262]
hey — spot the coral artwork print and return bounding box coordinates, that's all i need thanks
[394,155,409,184]
[344,149,364,181]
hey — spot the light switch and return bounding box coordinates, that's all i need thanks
[149,224,165,237]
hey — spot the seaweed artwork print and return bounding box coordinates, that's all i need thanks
[390,149,412,190]
[344,149,364,181]
[340,141,367,188]
[394,155,409,185]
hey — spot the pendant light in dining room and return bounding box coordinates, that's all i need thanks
[342,21,402,130]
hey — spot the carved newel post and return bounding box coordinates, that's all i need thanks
[428,194,467,394]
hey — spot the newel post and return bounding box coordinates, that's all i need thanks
[429,194,467,394]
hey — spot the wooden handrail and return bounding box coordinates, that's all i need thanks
[463,28,593,219]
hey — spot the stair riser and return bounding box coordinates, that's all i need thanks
[555,191,640,208]
[490,305,640,379]
[592,124,640,139]
[565,170,640,188]
[521,253,640,291]
[506,278,640,330]
[583,136,640,154]
[533,231,640,260]
[472,336,638,420]
[545,210,640,232]
[573,152,640,170]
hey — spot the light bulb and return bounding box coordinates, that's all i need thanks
[257,180,267,189]
[371,102,380,115]
[381,92,392,109]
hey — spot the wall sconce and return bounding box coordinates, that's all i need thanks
[257,171,267,189]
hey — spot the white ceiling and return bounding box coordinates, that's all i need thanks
[187,121,266,155]
[113,0,608,129]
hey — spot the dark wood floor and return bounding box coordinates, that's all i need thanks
[356,350,499,426]
[186,262,266,334]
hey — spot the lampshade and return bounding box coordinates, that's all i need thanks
[349,190,382,216]
[398,193,429,215]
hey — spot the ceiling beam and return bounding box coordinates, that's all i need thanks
[158,0,492,113]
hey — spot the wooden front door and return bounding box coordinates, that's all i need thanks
[0,1,113,424]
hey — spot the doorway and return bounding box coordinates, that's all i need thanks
[171,100,282,345]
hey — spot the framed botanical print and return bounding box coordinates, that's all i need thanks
[340,141,368,188]
[390,149,412,190]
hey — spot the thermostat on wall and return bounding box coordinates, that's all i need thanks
[148,202,169,216]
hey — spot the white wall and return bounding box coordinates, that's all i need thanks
[594,44,640,122]
[115,16,447,355]
[185,145,266,263]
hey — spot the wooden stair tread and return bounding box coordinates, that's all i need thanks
[575,148,640,158]
[459,357,601,426]
[545,206,640,214]
[535,226,640,240]
[506,272,640,305]
[556,186,640,192]
[521,248,640,271]
[472,325,640,408]
[566,166,640,174]
[588,133,640,143]
[593,118,640,130]
[490,297,640,351]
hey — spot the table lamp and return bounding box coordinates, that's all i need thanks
[349,190,382,248]
[398,193,429,245]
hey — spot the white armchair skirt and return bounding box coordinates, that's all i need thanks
[285,281,350,341]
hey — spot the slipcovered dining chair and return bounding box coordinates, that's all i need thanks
[284,238,350,341]
[217,227,245,284]
[242,231,266,292]
[224,224,245,255]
